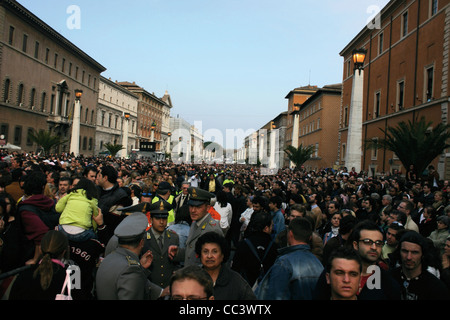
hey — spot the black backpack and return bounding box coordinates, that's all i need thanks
[17,204,61,230]
[244,238,274,285]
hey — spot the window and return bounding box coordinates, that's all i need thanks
[397,80,405,110]
[34,41,39,59]
[69,63,72,76]
[426,66,434,101]
[54,53,58,68]
[101,111,105,126]
[45,48,50,64]
[379,32,384,55]
[402,12,408,37]
[50,94,55,114]
[1,124,9,141]
[344,107,348,127]
[62,58,66,73]
[30,88,36,107]
[18,84,24,105]
[431,0,438,16]
[22,34,28,52]
[4,79,10,102]
[8,26,14,45]
[14,126,22,145]
[374,92,381,118]
[371,137,379,160]
[26,128,33,146]
[41,92,46,111]
[82,137,87,150]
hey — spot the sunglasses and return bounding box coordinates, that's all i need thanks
[142,193,152,197]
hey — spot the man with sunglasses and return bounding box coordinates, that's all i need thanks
[351,220,401,299]
[314,220,401,299]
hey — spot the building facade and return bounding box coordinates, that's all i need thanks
[285,85,318,167]
[339,0,450,178]
[297,84,342,171]
[0,0,106,156]
[118,81,168,152]
[97,77,138,157]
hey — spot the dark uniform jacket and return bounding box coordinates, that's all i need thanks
[144,228,182,288]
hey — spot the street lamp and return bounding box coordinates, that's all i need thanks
[150,121,156,142]
[70,89,83,156]
[345,47,367,173]
[352,48,367,75]
[121,112,130,158]
[75,89,83,101]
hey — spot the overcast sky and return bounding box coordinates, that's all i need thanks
[18,0,390,148]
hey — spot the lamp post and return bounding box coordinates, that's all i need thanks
[150,121,156,143]
[166,132,172,154]
[290,104,301,168]
[121,112,130,158]
[345,47,367,173]
[70,89,82,156]
[270,121,280,169]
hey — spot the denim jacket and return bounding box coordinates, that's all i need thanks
[255,244,323,300]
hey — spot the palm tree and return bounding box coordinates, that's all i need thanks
[104,143,124,158]
[27,129,67,156]
[284,144,315,168]
[364,116,450,176]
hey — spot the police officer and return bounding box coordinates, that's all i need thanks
[144,199,183,288]
[168,187,223,266]
[95,212,162,300]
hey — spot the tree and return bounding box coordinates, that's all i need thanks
[104,143,123,158]
[27,129,67,156]
[284,144,315,168]
[364,116,450,176]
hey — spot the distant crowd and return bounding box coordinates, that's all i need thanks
[0,150,449,301]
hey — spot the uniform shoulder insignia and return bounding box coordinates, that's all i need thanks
[209,220,217,226]
[126,256,140,266]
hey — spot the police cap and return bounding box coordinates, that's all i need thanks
[114,212,148,241]
[187,187,214,206]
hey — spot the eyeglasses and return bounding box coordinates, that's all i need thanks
[170,295,208,301]
[359,239,384,247]
[142,193,152,197]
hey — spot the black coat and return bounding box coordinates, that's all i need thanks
[211,265,256,300]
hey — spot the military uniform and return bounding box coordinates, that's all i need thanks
[143,200,183,288]
[95,213,162,300]
[178,187,223,266]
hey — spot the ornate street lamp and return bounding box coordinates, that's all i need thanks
[75,89,83,101]
[352,48,367,75]
[70,89,83,156]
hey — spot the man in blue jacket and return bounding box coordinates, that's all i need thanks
[255,217,323,300]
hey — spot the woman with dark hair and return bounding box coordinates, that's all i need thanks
[56,177,103,242]
[9,230,70,300]
[195,232,255,300]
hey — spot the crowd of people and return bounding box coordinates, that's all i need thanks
[0,150,449,300]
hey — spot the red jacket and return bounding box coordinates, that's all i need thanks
[18,194,55,245]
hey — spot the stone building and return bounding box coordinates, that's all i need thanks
[0,0,105,155]
[97,77,138,157]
